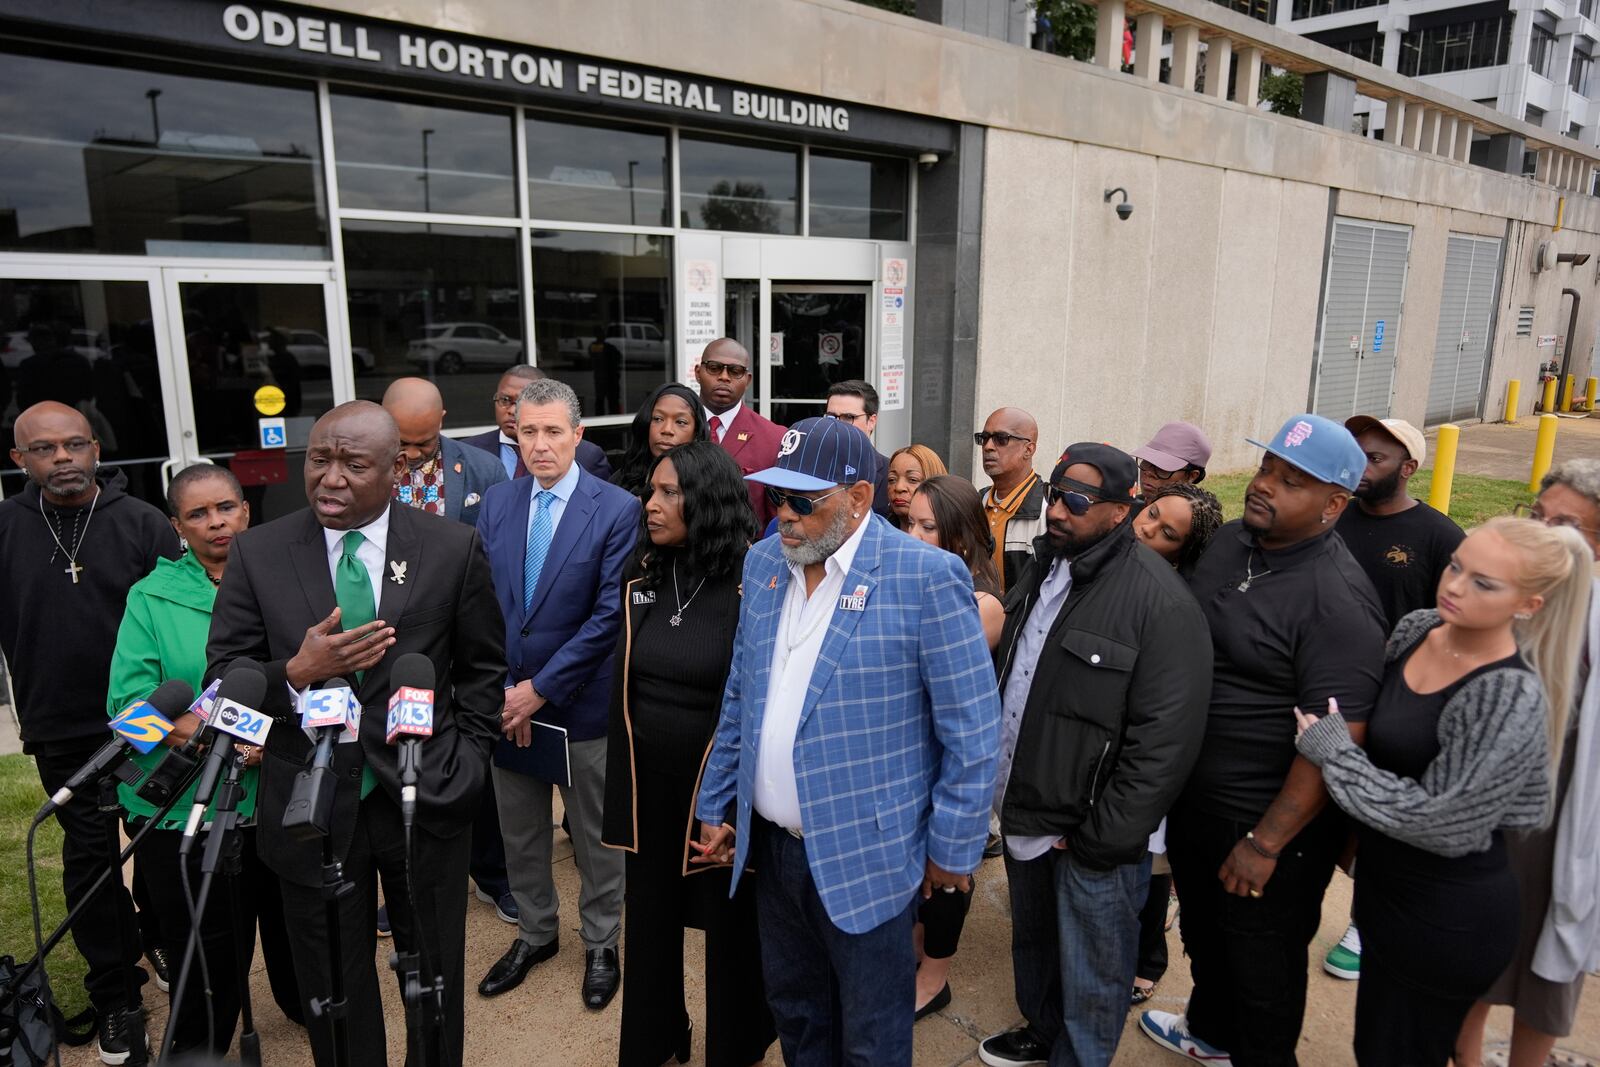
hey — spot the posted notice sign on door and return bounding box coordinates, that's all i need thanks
[682,259,719,378]
[880,258,907,412]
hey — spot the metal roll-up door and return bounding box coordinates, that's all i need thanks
[1425,233,1504,424]
[1312,218,1414,420]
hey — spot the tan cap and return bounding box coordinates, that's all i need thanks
[1344,416,1426,465]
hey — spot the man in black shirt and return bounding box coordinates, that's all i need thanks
[1,401,181,1062]
[1138,413,1386,1067]
[1337,416,1464,632]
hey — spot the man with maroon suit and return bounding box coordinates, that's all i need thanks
[694,337,785,527]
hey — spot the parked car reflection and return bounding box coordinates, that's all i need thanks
[405,322,523,374]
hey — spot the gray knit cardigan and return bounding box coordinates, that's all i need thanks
[1295,609,1553,858]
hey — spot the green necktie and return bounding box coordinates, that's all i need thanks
[336,531,377,799]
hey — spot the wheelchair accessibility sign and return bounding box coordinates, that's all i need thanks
[258,417,287,449]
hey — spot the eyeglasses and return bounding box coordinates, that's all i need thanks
[698,359,749,380]
[974,431,1031,448]
[766,484,849,517]
[1138,460,1180,480]
[492,393,520,409]
[829,412,868,424]
[1045,480,1111,516]
[1514,502,1600,537]
[17,438,95,459]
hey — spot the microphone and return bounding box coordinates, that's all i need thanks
[135,678,223,806]
[281,678,356,841]
[37,680,193,818]
[385,654,435,829]
[180,660,269,856]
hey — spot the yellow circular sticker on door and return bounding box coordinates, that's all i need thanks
[254,384,286,416]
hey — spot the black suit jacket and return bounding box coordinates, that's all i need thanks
[205,503,507,887]
[460,429,613,483]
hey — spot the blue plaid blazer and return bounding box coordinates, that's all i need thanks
[696,515,1001,935]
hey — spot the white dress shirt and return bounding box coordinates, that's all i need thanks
[703,400,744,442]
[996,555,1073,862]
[322,506,390,611]
[753,516,872,832]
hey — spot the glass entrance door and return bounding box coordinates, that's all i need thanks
[160,268,344,522]
[767,285,870,427]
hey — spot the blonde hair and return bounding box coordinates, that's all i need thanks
[1480,516,1592,770]
[889,444,948,480]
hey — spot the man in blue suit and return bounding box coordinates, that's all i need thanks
[695,416,1001,1067]
[463,364,612,483]
[473,377,638,1010]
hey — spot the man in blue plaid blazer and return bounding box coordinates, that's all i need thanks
[695,416,1000,1067]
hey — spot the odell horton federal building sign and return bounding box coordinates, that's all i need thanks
[0,0,963,511]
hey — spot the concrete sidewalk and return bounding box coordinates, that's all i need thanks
[1425,411,1600,482]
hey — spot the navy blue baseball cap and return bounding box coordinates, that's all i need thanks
[746,416,877,492]
[1246,413,1366,492]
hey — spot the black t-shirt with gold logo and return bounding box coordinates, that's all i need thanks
[1335,499,1465,632]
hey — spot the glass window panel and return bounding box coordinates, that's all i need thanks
[530,231,672,418]
[0,279,170,510]
[0,48,325,257]
[331,91,515,216]
[524,113,669,226]
[808,152,909,240]
[678,135,799,234]
[345,221,524,432]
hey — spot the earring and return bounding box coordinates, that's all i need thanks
[1321,517,1328,524]
[852,512,860,518]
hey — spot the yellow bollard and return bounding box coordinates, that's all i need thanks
[1503,378,1522,422]
[1562,375,1576,412]
[1529,413,1560,492]
[1589,377,1598,411]
[1542,376,1559,413]
[1429,424,1459,515]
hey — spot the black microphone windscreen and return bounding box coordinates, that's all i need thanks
[218,661,268,709]
[390,653,434,694]
[322,677,352,692]
[145,679,196,720]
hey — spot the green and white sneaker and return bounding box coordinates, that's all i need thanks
[1323,923,1361,980]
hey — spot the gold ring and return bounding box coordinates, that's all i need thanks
[1249,889,1263,898]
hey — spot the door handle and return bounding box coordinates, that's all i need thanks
[160,455,214,492]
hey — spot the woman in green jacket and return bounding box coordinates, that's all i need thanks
[107,463,300,1055]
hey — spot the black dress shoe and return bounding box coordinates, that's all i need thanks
[477,936,558,997]
[582,947,620,1010]
[915,982,951,1021]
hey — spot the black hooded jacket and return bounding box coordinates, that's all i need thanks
[0,467,179,745]
[996,527,1213,869]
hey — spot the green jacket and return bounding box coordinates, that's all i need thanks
[107,552,259,828]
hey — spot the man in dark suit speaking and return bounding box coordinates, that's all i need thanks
[206,401,506,1067]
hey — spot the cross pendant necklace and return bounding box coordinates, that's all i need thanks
[40,488,100,585]
[670,559,708,627]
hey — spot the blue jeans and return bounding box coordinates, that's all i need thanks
[1005,846,1151,1067]
[753,818,917,1067]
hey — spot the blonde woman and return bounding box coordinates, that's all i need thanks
[1294,517,1589,1067]
[885,444,947,530]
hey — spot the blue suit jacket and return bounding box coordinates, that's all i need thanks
[439,435,508,526]
[696,516,1001,935]
[476,466,639,742]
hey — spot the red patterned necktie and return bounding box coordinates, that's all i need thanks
[710,415,723,444]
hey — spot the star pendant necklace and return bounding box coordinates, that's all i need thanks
[670,558,708,627]
[40,486,101,585]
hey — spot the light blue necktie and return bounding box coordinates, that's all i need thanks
[523,490,555,613]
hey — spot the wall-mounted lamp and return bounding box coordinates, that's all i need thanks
[917,152,940,169]
[1104,187,1133,221]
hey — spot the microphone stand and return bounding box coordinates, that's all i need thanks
[161,749,260,1065]
[389,741,443,1067]
[97,766,150,1067]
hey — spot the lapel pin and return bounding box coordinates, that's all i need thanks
[767,575,778,590]
[738,432,751,442]
[389,560,408,585]
[453,461,463,473]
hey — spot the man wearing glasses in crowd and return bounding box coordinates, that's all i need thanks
[1131,421,1213,500]
[465,364,612,483]
[694,337,786,528]
[977,407,1046,592]
[825,380,893,518]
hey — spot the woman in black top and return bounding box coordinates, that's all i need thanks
[1295,518,1590,1066]
[611,383,707,497]
[601,440,773,1067]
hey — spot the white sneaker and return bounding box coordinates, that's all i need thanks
[1138,1010,1233,1064]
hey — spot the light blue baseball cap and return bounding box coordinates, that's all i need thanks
[1246,414,1366,492]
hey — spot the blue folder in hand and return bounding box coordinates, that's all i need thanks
[492,719,571,787]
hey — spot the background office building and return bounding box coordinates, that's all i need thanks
[4,0,1600,518]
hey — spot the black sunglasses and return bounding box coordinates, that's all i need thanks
[974,431,1031,448]
[1045,478,1112,516]
[766,484,849,517]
